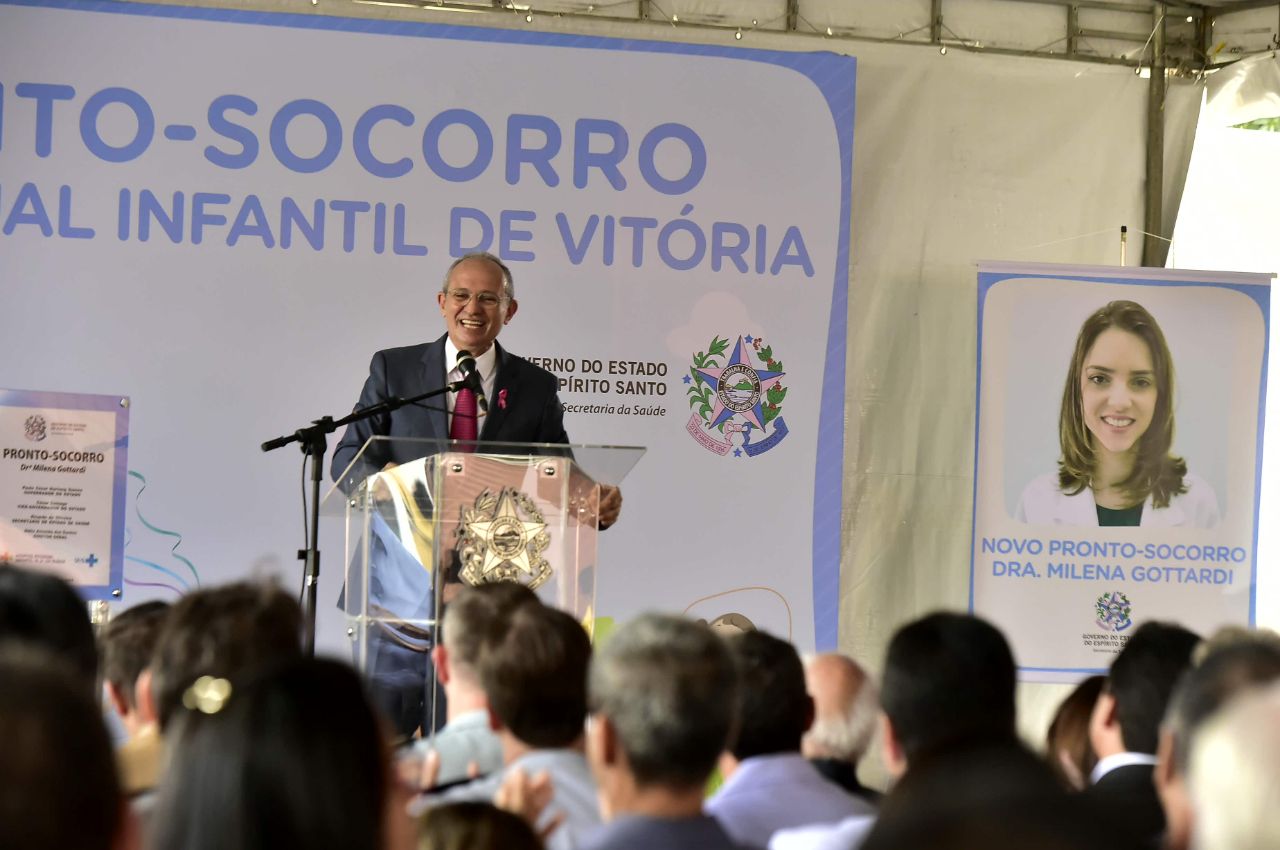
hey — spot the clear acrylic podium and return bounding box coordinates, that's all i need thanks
[323,437,643,727]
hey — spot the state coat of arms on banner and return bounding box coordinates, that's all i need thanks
[684,334,789,458]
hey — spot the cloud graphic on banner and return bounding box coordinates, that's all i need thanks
[664,292,764,359]
[123,470,201,595]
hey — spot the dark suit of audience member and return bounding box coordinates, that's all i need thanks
[1086,620,1199,848]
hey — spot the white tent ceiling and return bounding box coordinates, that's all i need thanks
[339,0,1279,70]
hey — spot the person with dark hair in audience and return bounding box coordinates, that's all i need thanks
[151,655,416,850]
[581,613,745,850]
[430,600,598,849]
[0,645,138,850]
[1087,620,1199,845]
[0,563,99,692]
[707,630,873,848]
[878,612,1019,772]
[101,600,174,797]
[856,745,1129,850]
[146,580,304,729]
[802,653,882,805]
[419,801,543,850]
[770,612,1025,850]
[412,582,540,785]
[101,601,171,740]
[1154,628,1280,850]
[126,580,304,806]
[1045,674,1105,790]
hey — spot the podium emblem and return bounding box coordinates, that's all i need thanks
[458,487,553,589]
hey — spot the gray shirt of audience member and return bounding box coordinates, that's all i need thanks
[412,709,503,786]
[424,748,601,850]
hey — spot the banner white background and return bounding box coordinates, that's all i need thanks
[0,0,853,653]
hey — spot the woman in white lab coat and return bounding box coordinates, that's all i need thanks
[1016,300,1219,529]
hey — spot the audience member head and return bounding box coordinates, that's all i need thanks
[587,614,738,816]
[1187,680,1280,850]
[865,741,1089,850]
[802,652,878,765]
[478,600,591,750]
[1090,620,1199,759]
[1045,674,1105,790]
[0,645,129,850]
[723,629,811,763]
[147,580,303,730]
[879,612,1016,776]
[865,791,1122,850]
[1155,629,1280,850]
[435,582,539,705]
[417,801,541,850]
[100,600,171,737]
[151,656,411,850]
[0,563,97,692]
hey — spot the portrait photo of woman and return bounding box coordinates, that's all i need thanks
[1015,300,1221,528]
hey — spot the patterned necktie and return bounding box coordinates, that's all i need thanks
[451,385,478,442]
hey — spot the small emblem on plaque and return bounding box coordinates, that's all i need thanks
[458,487,552,590]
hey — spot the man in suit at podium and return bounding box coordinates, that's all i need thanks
[331,251,621,736]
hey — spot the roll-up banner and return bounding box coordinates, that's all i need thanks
[971,262,1271,680]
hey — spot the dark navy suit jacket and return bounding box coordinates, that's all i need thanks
[330,334,569,492]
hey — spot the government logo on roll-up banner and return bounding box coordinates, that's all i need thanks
[685,334,789,458]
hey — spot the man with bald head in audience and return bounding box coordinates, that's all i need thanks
[708,630,873,848]
[769,612,1043,850]
[802,653,881,805]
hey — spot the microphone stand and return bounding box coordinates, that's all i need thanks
[261,380,468,655]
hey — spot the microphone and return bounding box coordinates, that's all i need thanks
[455,350,489,414]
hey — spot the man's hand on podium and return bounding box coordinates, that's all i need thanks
[597,485,622,531]
[370,461,399,502]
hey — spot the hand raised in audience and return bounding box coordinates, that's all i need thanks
[494,766,564,843]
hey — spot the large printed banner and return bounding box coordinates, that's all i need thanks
[971,263,1271,680]
[0,1,854,649]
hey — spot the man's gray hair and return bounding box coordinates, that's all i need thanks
[1188,680,1280,850]
[802,654,879,762]
[1163,628,1280,774]
[442,252,515,301]
[589,613,739,789]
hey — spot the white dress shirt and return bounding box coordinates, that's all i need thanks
[1090,751,1158,785]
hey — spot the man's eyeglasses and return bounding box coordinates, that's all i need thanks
[445,289,504,308]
